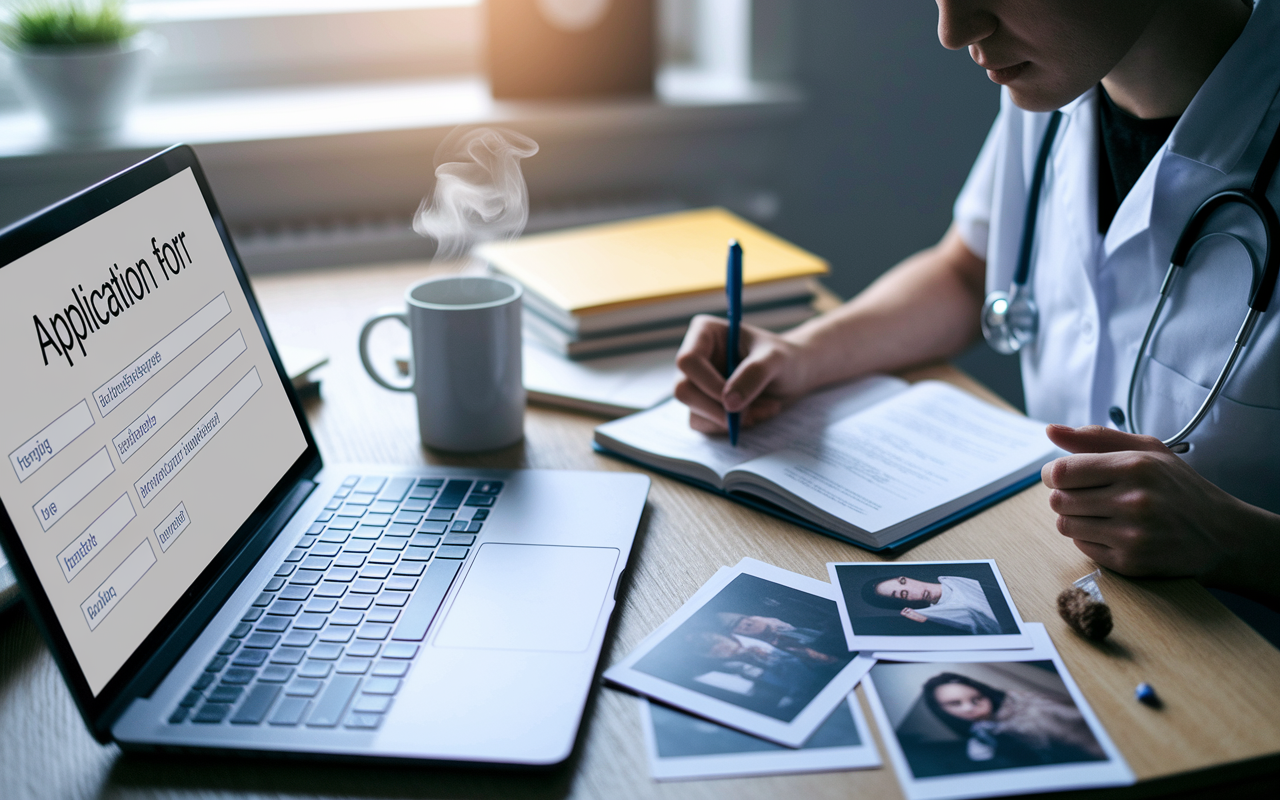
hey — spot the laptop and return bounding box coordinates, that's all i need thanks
[0,145,649,765]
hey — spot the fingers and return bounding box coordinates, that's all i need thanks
[676,316,729,401]
[745,396,785,426]
[1045,424,1167,455]
[688,411,726,435]
[723,346,783,413]
[679,385,786,435]
[1062,523,1159,576]
[676,316,791,433]
[1053,506,1171,575]
[1042,450,1164,490]
[674,376,729,427]
[1046,485,1114,517]
[1069,539,1117,568]
[1053,503,1119,560]
[1053,512,1126,547]
[1048,484,1161,521]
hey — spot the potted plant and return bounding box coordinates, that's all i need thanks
[2,1,159,143]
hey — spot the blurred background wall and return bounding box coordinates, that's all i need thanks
[768,2,1019,406]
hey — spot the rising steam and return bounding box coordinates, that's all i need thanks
[413,127,540,262]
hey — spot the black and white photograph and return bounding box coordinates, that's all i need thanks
[828,560,1030,651]
[640,694,881,781]
[862,624,1133,800]
[604,559,875,747]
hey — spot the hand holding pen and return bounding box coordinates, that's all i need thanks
[673,246,809,438]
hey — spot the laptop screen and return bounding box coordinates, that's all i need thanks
[0,166,308,697]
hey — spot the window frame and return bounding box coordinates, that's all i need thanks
[130,0,482,95]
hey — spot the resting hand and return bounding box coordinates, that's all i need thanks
[900,608,928,623]
[674,315,808,434]
[1041,425,1272,586]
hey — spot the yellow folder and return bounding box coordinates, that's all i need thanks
[475,207,829,317]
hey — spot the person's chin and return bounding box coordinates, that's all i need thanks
[998,69,1084,113]
[1007,88,1069,112]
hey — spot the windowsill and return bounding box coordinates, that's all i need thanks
[0,69,801,159]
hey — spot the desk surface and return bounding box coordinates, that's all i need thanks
[1,260,1278,799]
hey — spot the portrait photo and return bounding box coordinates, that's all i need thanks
[862,623,1133,800]
[828,560,1030,651]
[605,559,875,747]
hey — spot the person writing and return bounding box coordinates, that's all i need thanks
[675,0,1280,608]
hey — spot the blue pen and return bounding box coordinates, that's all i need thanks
[725,240,743,446]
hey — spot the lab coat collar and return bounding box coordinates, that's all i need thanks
[1100,0,1279,258]
[1051,88,1108,273]
[1166,0,1280,176]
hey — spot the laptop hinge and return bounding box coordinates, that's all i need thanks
[95,475,317,740]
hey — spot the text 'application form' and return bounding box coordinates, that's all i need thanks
[0,169,306,694]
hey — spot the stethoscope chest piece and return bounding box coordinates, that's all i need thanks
[980,283,1038,355]
[980,104,1280,451]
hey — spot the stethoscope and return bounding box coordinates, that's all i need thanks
[980,108,1280,453]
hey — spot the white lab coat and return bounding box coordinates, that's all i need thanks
[954,0,1280,513]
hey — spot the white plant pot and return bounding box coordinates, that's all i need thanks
[7,32,160,143]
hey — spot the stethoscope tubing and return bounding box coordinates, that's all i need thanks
[1012,111,1063,286]
[988,102,1280,450]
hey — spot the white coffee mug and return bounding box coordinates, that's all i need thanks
[359,275,524,452]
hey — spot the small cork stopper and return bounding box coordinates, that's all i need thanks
[1057,586,1113,641]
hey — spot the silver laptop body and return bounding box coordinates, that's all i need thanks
[114,464,647,764]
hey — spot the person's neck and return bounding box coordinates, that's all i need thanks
[926,581,944,603]
[1102,0,1253,119]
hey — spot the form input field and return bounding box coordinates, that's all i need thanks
[112,330,246,463]
[81,539,155,632]
[134,367,262,507]
[93,293,231,418]
[57,494,135,583]
[32,447,114,532]
[8,400,94,483]
[154,503,190,553]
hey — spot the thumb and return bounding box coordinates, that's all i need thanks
[1045,424,1167,454]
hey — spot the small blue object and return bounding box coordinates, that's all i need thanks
[724,239,743,446]
[1135,682,1160,707]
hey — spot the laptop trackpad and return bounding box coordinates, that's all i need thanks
[433,543,620,653]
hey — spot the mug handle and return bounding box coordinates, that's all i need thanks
[358,311,414,392]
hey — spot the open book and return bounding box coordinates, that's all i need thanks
[594,377,1060,550]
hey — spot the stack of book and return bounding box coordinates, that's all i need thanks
[474,208,829,359]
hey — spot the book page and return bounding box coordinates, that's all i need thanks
[732,382,1055,533]
[595,375,906,481]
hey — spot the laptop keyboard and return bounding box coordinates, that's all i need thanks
[165,474,502,731]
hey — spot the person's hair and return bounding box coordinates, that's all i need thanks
[921,672,1006,737]
[860,576,934,610]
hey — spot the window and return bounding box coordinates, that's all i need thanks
[2,1,767,104]
[127,1,482,94]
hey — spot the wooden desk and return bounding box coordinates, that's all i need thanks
[1,260,1277,799]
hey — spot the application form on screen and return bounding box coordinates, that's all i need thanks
[0,169,307,695]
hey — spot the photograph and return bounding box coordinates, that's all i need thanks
[862,623,1133,800]
[828,560,1031,651]
[605,558,875,747]
[640,693,881,781]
